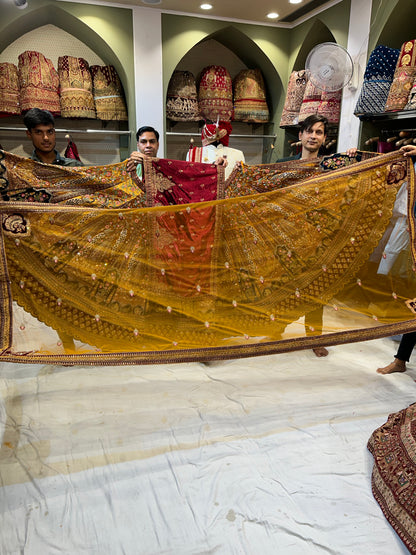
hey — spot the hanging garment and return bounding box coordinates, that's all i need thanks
[354,45,400,114]
[64,137,82,162]
[18,50,60,114]
[58,56,96,118]
[0,62,20,116]
[91,65,128,121]
[0,148,414,365]
[280,70,308,126]
[385,40,416,112]
[233,69,269,123]
[198,65,233,122]
[166,70,201,121]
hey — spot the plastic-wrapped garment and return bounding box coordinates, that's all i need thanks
[58,56,96,119]
[233,69,269,123]
[198,65,233,122]
[18,50,60,115]
[0,62,20,116]
[91,65,128,121]
[166,70,201,121]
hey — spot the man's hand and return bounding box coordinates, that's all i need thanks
[214,155,228,168]
[345,147,358,158]
[126,150,146,172]
[400,144,416,157]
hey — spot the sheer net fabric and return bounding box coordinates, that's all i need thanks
[0,150,415,364]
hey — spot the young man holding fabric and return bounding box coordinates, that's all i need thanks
[24,108,83,167]
[277,114,357,357]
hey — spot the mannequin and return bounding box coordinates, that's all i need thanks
[187,120,245,180]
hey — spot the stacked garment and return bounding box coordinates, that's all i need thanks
[18,50,60,114]
[0,62,20,116]
[198,65,233,122]
[298,81,323,122]
[354,45,400,115]
[319,89,342,124]
[233,69,269,123]
[298,81,341,124]
[166,70,201,121]
[280,70,308,126]
[385,40,416,112]
[91,65,128,121]
[58,56,95,118]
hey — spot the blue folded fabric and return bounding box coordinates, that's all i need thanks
[354,45,400,115]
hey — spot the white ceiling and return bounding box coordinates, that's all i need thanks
[112,0,339,26]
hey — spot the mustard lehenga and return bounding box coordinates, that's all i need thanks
[0,149,415,364]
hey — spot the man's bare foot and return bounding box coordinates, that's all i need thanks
[313,347,329,357]
[377,359,407,374]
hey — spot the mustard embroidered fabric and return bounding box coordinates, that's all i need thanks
[0,150,415,364]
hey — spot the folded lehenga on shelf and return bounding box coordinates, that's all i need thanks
[0,149,415,364]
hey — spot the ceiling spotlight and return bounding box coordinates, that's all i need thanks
[14,0,28,8]
[141,0,162,4]
[200,3,213,10]
[267,12,279,19]
[289,0,303,4]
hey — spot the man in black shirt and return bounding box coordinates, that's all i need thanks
[24,108,83,167]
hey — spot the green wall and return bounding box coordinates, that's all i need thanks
[369,0,415,52]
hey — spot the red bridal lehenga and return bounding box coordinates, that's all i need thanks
[0,149,415,365]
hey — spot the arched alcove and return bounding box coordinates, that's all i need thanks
[166,25,281,165]
[372,1,413,52]
[281,20,338,158]
[0,5,128,101]
[292,20,336,71]
[0,4,133,165]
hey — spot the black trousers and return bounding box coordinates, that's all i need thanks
[395,332,416,362]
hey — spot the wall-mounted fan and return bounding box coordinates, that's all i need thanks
[305,42,354,92]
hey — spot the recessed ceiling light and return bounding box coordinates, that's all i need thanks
[200,3,213,9]
[290,0,303,4]
[142,0,162,4]
[267,12,279,19]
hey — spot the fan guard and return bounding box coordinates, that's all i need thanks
[305,42,354,92]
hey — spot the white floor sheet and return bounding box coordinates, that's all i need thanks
[0,337,415,554]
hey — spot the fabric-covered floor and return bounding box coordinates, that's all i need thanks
[0,336,415,554]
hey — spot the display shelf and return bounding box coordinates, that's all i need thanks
[0,126,131,136]
[357,110,416,122]
[166,131,276,139]
[356,110,416,151]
